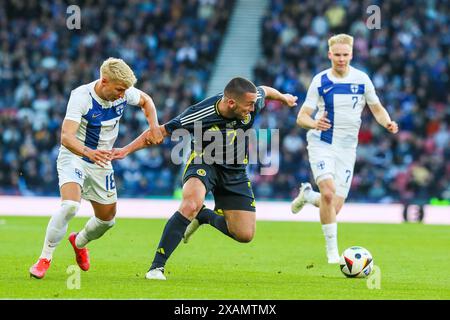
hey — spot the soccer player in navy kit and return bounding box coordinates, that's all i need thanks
[112,77,298,280]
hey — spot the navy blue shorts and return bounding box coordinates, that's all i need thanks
[182,162,256,212]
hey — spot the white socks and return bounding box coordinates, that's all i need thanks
[321,222,338,254]
[305,189,321,207]
[40,200,80,260]
[39,200,116,259]
[75,217,115,248]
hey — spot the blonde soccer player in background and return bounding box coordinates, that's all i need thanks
[291,34,398,263]
[29,58,163,278]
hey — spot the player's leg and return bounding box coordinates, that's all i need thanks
[291,182,321,213]
[186,207,234,242]
[291,143,331,213]
[291,183,345,214]
[223,210,256,243]
[193,177,256,242]
[183,163,225,242]
[74,201,116,249]
[68,164,117,271]
[320,148,355,263]
[334,196,345,215]
[30,152,85,279]
[300,142,341,263]
[146,177,206,280]
[317,176,340,263]
[66,201,116,271]
[30,182,82,278]
[42,183,82,259]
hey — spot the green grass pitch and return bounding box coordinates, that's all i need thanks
[1,216,449,299]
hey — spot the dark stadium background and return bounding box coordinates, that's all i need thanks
[0,0,448,207]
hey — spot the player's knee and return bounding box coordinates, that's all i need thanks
[179,199,202,219]
[102,210,117,221]
[234,231,254,243]
[231,227,255,243]
[321,190,335,205]
[60,200,80,220]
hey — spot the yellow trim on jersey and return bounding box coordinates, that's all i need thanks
[182,151,198,178]
[214,98,222,116]
[207,124,220,132]
[182,150,207,179]
[248,181,256,207]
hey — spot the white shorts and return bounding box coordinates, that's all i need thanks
[307,140,356,199]
[57,148,117,205]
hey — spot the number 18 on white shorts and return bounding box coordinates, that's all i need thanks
[57,149,117,205]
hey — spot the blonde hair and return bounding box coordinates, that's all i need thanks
[100,57,137,87]
[328,34,354,49]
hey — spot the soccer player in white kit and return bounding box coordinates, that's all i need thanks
[291,34,398,263]
[29,58,163,278]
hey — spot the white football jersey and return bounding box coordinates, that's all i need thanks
[60,80,141,162]
[303,66,380,148]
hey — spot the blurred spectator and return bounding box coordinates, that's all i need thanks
[0,0,235,197]
[1,0,449,205]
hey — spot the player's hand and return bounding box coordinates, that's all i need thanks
[110,147,128,160]
[386,121,398,134]
[86,148,112,167]
[315,111,332,131]
[145,126,164,145]
[283,94,298,107]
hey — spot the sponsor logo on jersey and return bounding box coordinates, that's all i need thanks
[226,121,237,128]
[323,86,333,94]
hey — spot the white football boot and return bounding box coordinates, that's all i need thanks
[291,182,312,214]
[327,250,341,264]
[145,267,166,280]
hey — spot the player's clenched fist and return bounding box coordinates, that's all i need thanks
[386,121,398,134]
[283,93,298,107]
[315,111,332,131]
[84,147,112,167]
[145,125,164,145]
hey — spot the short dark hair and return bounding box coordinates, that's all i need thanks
[224,77,257,99]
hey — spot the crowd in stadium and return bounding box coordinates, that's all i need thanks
[253,0,449,203]
[0,0,448,204]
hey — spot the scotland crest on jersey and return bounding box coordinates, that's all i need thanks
[241,113,251,125]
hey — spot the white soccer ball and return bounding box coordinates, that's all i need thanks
[339,246,374,278]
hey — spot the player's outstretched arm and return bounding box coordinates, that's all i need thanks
[297,107,331,131]
[259,86,298,107]
[61,119,112,167]
[137,91,164,144]
[111,125,168,160]
[368,103,399,134]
